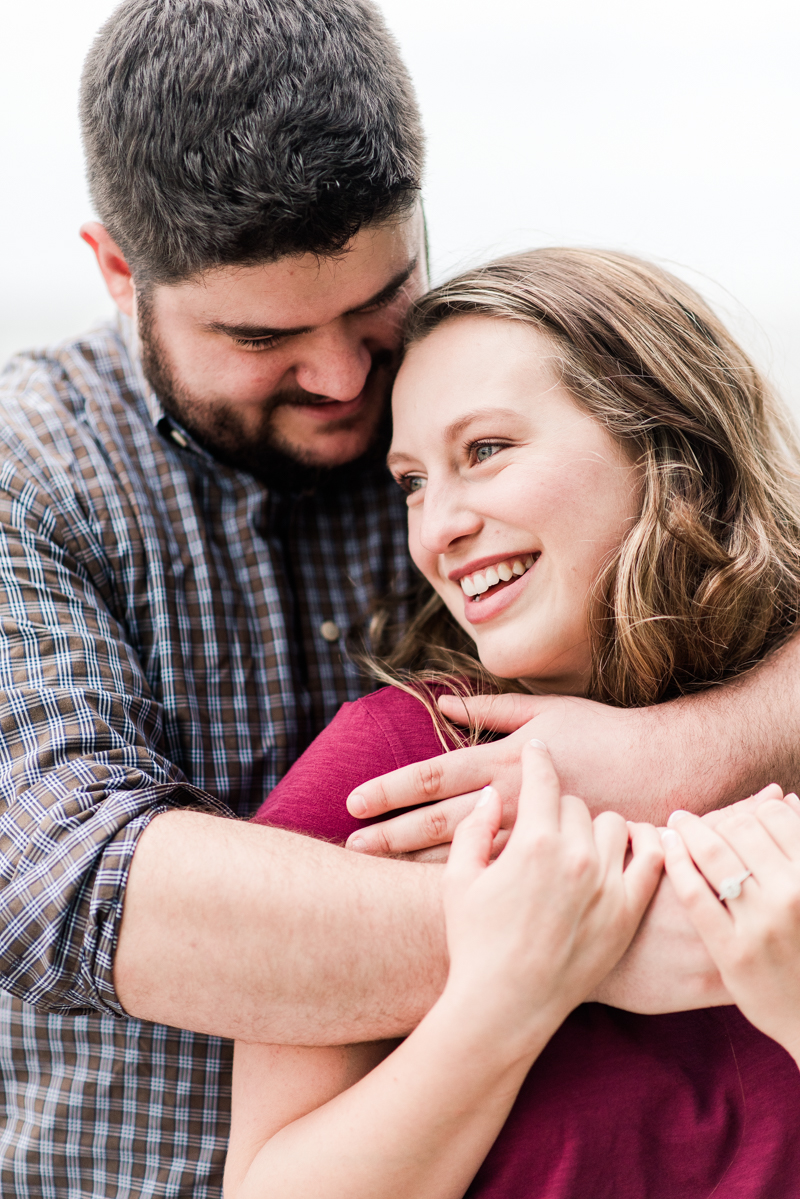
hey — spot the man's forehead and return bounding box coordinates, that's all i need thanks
[154,211,425,331]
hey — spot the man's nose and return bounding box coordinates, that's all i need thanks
[292,322,374,401]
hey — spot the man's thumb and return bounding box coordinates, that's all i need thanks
[438,692,542,734]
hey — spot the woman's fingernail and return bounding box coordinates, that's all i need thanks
[476,785,495,808]
[667,809,692,827]
[347,835,367,852]
[348,792,367,817]
[529,738,547,750]
[660,829,680,847]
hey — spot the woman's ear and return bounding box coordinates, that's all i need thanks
[80,222,135,316]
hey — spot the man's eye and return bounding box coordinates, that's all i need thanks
[233,335,283,350]
[475,443,502,462]
[398,474,426,494]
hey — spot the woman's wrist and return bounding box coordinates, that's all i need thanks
[429,977,566,1074]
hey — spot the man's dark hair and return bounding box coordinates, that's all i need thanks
[80,0,424,283]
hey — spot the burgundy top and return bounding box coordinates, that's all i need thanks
[255,686,800,1199]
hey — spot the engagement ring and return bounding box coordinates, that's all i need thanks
[717,870,753,902]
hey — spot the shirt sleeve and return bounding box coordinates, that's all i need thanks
[0,457,227,1019]
[252,700,400,843]
[253,685,456,843]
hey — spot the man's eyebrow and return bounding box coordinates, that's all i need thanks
[203,257,419,341]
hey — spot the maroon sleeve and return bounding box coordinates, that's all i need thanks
[252,685,459,844]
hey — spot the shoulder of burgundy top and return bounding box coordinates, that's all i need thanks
[254,684,463,843]
[252,685,800,1199]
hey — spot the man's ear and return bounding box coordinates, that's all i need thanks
[80,222,135,316]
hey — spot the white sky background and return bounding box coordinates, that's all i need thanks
[1,0,798,408]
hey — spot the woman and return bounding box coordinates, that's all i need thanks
[224,249,800,1198]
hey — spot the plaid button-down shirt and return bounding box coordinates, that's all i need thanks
[0,319,412,1196]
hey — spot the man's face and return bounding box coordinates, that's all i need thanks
[136,208,426,477]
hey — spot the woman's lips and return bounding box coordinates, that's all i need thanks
[461,555,539,625]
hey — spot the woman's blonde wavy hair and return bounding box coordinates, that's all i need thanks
[367,248,800,727]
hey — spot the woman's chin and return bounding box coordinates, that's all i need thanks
[475,646,590,697]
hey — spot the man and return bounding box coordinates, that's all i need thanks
[1,0,799,1195]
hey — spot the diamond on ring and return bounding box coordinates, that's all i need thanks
[717,870,753,902]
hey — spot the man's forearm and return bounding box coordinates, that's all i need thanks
[115,810,447,1043]
[637,635,800,817]
[588,874,730,1013]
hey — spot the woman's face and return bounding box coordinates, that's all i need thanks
[389,316,642,694]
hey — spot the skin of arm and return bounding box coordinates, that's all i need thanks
[115,811,447,1043]
[223,748,664,1199]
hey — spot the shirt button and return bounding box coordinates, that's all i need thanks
[320,620,341,643]
[170,428,188,448]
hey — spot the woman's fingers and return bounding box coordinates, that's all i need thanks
[512,741,562,837]
[661,828,734,948]
[620,821,665,913]
[591,809,629,872]
[709,805,792,877]
[701,783,783,829]
[753,798,800,859]
[667,810,756,899]
[784,792,800,817]
[444,786,503,901]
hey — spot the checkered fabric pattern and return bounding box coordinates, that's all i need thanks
[0,320,412,1196]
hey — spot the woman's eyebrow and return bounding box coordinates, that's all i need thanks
[442,407,523,441]
[386,449,416,470]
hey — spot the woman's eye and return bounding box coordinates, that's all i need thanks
[475,443,502,463]
[398,474,426,495]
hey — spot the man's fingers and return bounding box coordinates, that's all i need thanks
[346,743,501,818]
[437,692,543,734]
[345,793,480,856]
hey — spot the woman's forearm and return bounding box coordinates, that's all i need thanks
[229,995,550,1199]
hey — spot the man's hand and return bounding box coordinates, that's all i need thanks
[345,692,698,857]
[345,661,800,858]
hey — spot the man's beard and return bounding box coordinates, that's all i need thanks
[137,296,394,494]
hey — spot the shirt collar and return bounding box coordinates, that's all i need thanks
[118,310,214,462]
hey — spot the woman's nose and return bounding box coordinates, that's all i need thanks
[292,322,373,401]
[418,481,483,555]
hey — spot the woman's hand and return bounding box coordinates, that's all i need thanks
[663,790,800,1065]
[439,740,664,1057]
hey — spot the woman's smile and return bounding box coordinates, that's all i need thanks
[389,315,643,693]
[452,551,540,624]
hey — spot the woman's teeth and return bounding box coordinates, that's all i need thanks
[459,554,537,600]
